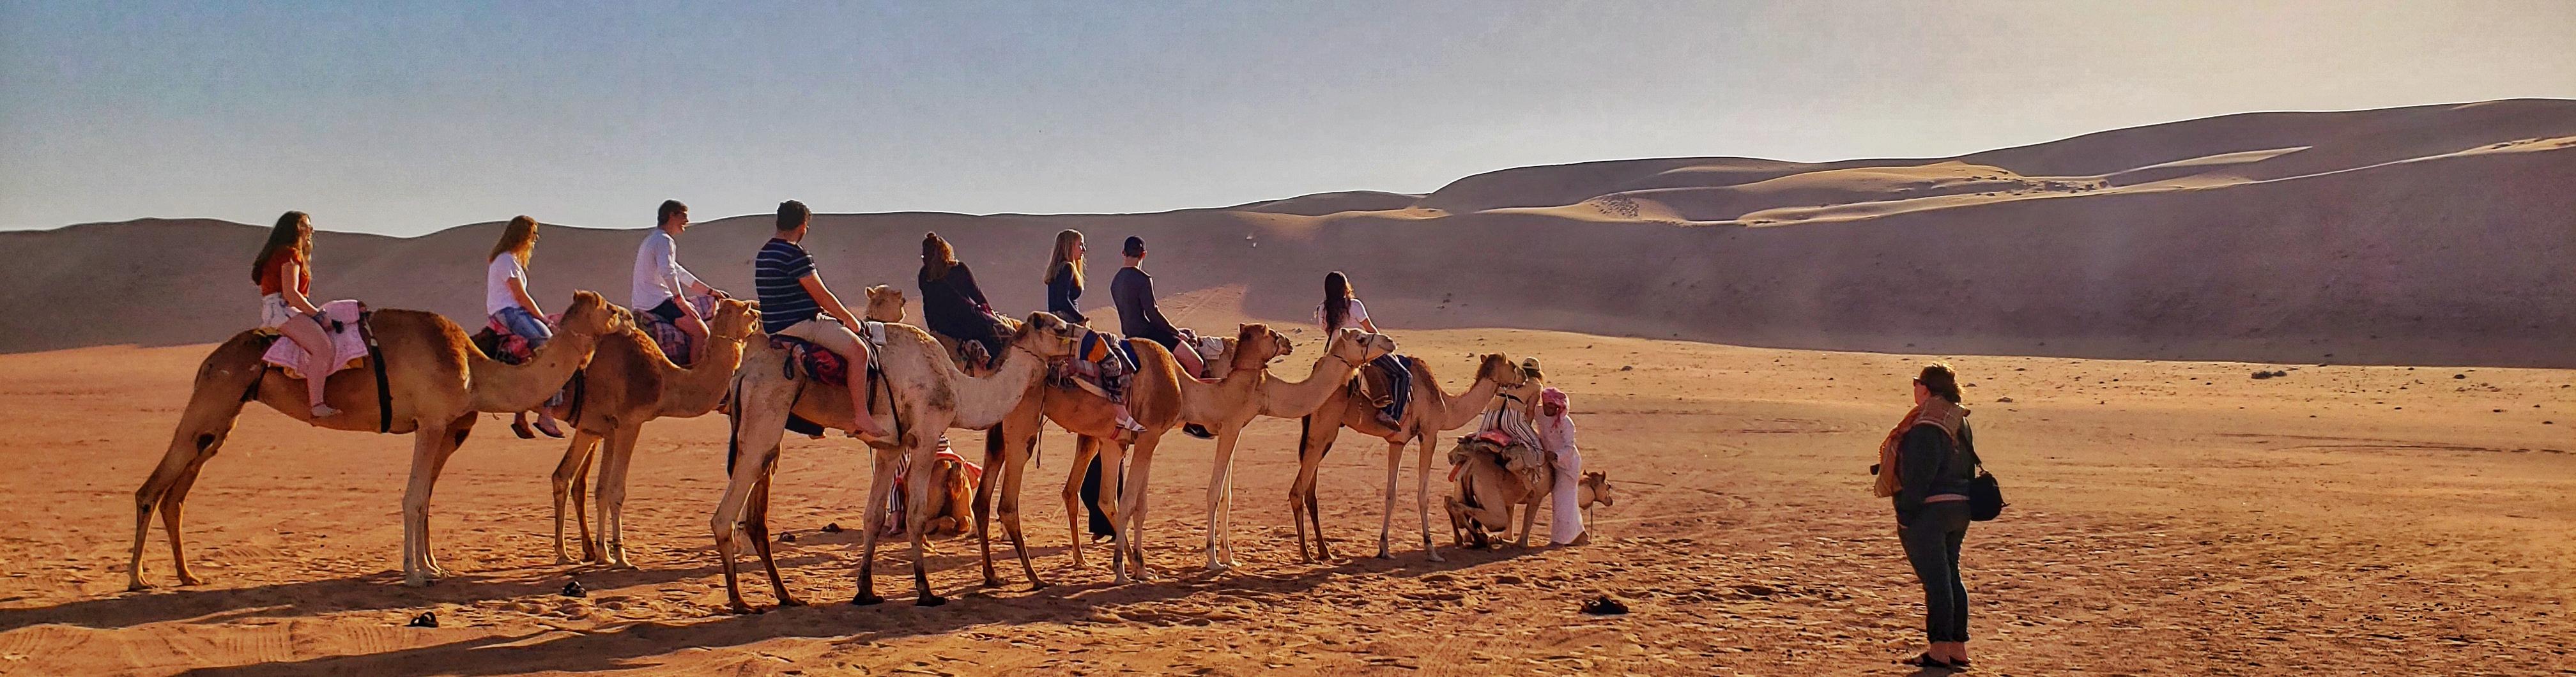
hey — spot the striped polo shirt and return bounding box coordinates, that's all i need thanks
[754,238,822,335]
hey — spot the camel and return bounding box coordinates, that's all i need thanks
[713,308,1077,611]
[546,297,760,567]
[1449,466,1615,549]
[1288,353,1526,563]
[1200,326,1397,570]
[127,291,630,590]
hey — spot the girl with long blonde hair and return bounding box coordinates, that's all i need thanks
[484,215,563,437]
[1044,229,1088,325]
[250,211,341,418]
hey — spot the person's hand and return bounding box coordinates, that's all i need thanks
[709,289,729,300]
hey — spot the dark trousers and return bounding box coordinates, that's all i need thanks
[1898,501,1972,643]
[1080,453,1122,536]
[1370,354,1411,418]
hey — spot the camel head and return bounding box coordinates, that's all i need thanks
[1008,310,1080,360]
[1323,327,1396,366]
[1579,471,1614,508]
[558,291,632,337]
[862,285,907,323]
[706,298,761,342]
[1475,353,1524,388]
[1229,323,1292,372]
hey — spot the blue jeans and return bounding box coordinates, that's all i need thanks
[493,307,553,349]
[1899,501,1972,643]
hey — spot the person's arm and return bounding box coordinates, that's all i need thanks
[277,260,321,315]
[1894,425,1949,512]
[1138,275,1179,335]
[649,237,707,319]
[954,264,990,310]
[509,275,546,317]
[1354,299,1380,333]
[799,273,861,326]
[1048,267,1087,324]
[1547,415,1579,457]
[1359,317,1380,333]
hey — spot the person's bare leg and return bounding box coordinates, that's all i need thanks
[279,316,340,417]
[1174,346,1206,379]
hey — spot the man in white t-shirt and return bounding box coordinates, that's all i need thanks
[631,200,729,351]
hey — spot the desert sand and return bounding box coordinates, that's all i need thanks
[1,288,2570,674]
[2,100,2573,674]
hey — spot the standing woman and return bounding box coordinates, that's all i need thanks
[917,232,1009,369]
[1316,271,1407,429]
[1874,363,1979,669]
[249,211,341,419]
[486,215,565,437]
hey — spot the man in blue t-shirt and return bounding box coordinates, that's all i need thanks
[755,200,892,442]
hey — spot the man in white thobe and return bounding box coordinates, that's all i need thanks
[1537,386,1588,545]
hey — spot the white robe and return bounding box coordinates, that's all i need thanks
[1538,412,1584,544]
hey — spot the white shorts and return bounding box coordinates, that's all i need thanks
[259,294,298,329]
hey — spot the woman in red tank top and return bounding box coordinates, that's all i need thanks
[250,211,341,420]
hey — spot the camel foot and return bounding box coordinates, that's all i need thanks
[851,593,886,606]
[978,577,1004,589]
[176,573,206,586]
[778,595,808,608]
[126,581,150,593]
[1426,552,1446,563]
[1374,551,1394,560]
[727,604,764,615]
[1026,581,1050,592]
[403,574,434,588]
[916,594,947,607]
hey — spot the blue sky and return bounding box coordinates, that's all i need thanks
[4,1,2571,235]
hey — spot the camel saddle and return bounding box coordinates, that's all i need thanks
[1051,329,1137,402]
[772,321,894,437]
[247,310,396,434]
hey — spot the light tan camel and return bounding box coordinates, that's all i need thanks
[1204,327,1399,570]
[713,310,1077,611]
[1449,467,1614,549]
[546,298,760,567]
[1289,353,1525,563]
[999,327,1285,585]
[127,291,630,589]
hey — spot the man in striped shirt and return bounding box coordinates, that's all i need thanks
[755,200,892,442]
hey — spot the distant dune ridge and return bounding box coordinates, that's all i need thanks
[5,100,2572,365]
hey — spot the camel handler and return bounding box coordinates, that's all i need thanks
[1537,386,1590,546]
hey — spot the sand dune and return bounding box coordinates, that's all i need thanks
[3,100,2570,368]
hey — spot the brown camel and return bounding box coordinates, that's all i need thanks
[1289,353,1526,563]
[1209,328,1401,570]
[127,291,630,590]
[547,297,760,567]
[1449,466,1614,549]
[713,309,1077,611]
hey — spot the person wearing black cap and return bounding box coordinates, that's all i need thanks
[1109,235,1213,441]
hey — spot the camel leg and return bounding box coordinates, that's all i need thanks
[1375,436,1404,559]
[1518,492,1541,549]
[1289,415,1335,563]
[1416,435,1443,562]
[399,422,467,587]
[1093,438,1128,584]
[1059,436,1103,570]
[418,420,471,580]
[128,365,254,591]
[851,446,900,605]
[597,425,641,568]
[551,430,600,564]
[714,375,794,614]
[1117,433,1162,581]
[972,424,1007,588]
[1202,430,1241,570]
[747,459,802,607]
[903,436,946,607]
[1000,428,1045,589]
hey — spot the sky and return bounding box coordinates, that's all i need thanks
[4,1,2572,235]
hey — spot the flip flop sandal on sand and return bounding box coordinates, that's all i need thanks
[1898,653,1956,670]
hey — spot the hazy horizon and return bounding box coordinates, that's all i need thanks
[6,1,2573,235]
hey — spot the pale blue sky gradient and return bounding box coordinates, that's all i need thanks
[5,1,2572,234]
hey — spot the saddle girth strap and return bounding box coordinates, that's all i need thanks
[868,358,904,445]
[359,312,392,434]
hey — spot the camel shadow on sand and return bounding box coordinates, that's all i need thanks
[0,554,831,634]
[154,544,1514,676]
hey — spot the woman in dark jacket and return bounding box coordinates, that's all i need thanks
[1874,362,1980,669]
[917,232,1010,367]
[1044,229,1088,326]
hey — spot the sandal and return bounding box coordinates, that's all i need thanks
[1898,653,1956,670]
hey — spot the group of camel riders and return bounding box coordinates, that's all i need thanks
[247,201,1595,547]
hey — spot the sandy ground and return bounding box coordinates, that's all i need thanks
[1,326,2572,676]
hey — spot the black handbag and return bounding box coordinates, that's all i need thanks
[1966,468,2006,521]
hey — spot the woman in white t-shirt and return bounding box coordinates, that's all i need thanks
[1317,271,1409,429]
[486,215,564,437]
